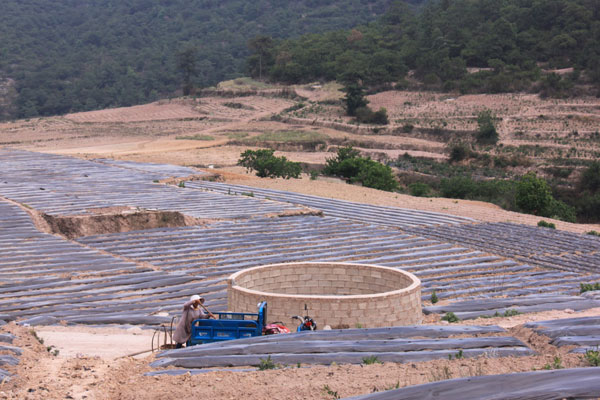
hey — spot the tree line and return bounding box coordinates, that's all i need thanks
[249,0,600,95]
[0,0,397,120]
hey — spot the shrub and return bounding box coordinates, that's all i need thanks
[543,198,576,222]
[402,123,414,133]
[355,106,389,125]
[223,102,245,109]
[409,182,431,197]
[516,172,552,215]
[430,290,439,304]
[574,193,600,223]
[580,283,600,293]
[440,176,477,199]
[579,162,600,193]
[238,149,301,179]
[441,312,460,323]
[448,142,471,163]
[476,109,499,144]
[503,309,521,317]
[537,220,556,229]
[343,83,368,116]
[356,161,399,191]
[324,146,398,192]
[587,231,600,236]
[324,146,361,175]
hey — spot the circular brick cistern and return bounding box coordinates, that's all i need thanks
[227,262,422,329]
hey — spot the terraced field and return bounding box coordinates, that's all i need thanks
[0,148,599,329]
[0,149,305,219]
[0,329,18,382]
[0,200,211,326]
[186,181,473,229]
[349,367,600,400]
[406,222,600,274]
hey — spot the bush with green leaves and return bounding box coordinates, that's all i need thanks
[324,146,398,192]
[342,83,368,116]
[441,312,460,323]
[430,290,439,304]
[543,197,577,223]
[476,109,499,144]
[238,149,301,179]
[537,220,556,229]
[579,162,600,193]
[588,231,600,236]
[516,172,552,215]
[409,182,431,197]
[448,142,471,163]
[580,283,600,293]
[516,172,575,222]
[355,106,389,125]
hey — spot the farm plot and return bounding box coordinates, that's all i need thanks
[77,216,600,310]
[0,199,220,326]
[186,181,474,228]
[151,324,532,370]
[0,329,19,382]
[92,158,202,177]
[405,222,600,274]
[348,367,600,400]
[0,149,305,219]
[526,315,600,354]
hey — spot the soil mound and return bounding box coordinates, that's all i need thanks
[34,208,203,239]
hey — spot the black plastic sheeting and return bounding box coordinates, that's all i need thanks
[152,347,533,369]
[0,355,18,367]
[346,368,600,400]
[406,222,600,274]
[0,334,14,344]
[151,324,533,369]
[77,214,596,307]
[144,368,254,376]
[186,180,473,228]
[157,337,526,358]
[0,149,303,219]
[158,325,507,358]
[527,316,600,353]
[0,368,10,382]
[1,149,599,329]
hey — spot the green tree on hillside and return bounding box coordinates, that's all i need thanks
[247,36,275,80]
[177,47,198,96]
[342,83,368,117]
[516,172,552,215]
[476,109,499,144]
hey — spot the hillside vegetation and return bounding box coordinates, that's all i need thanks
[253,0,600,94]
[0,0,402,119]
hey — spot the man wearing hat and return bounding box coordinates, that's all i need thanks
[173,295,213,348]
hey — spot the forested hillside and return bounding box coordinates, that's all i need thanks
[0,0,403,119]
[253,0,600,94]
